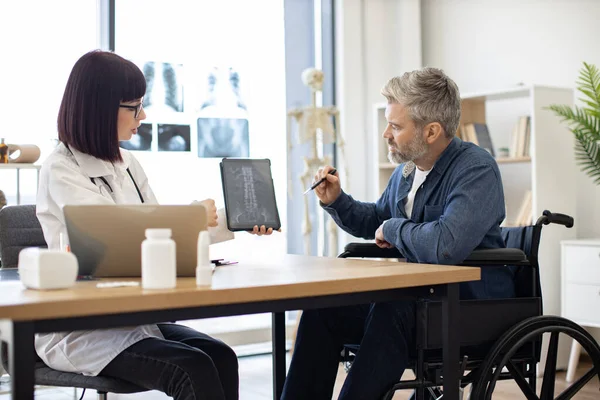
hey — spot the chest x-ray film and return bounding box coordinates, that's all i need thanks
[220,158,281,231]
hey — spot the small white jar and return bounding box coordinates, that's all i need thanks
[141,228,176,289]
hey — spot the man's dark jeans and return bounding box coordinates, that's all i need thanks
[100,323,239,400]
[281,300,416,400]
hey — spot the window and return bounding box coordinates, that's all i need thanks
[0,0,331,350]
[115,0,288,344]
[0,0,98,205]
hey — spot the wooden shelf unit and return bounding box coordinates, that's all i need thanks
[495,156,531,164]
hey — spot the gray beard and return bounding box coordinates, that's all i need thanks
[387,133,428,165]
[388,151,408,164]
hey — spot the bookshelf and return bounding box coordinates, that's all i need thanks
[372,85,578,369]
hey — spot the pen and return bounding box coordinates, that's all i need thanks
[304,169,337,195]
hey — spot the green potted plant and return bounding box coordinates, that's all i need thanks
[548,62,600,185]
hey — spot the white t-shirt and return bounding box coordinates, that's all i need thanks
[404,167,431,219]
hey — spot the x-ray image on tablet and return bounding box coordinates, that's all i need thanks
[220,158,281,231]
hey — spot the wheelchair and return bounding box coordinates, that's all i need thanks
[338,210,600,399]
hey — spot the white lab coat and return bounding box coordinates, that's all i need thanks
[35,143,216,376]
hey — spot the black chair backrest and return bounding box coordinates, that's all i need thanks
[500,225,542,299]
[0,205,47,268]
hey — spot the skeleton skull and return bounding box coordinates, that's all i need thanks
[301,68,324,92]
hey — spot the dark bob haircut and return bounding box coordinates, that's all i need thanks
[57,50,146,162]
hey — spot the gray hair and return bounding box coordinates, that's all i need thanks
[381,67,461,138]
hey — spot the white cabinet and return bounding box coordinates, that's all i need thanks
[561,239,600,381]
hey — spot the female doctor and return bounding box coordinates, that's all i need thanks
[36,50,275,400]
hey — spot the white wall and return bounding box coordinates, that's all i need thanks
[333,0,421,251]
[336,0,600,243]
[334,0,422,204]
[422,0,600,347]
[422,0,600,240]
[335,0,600,351]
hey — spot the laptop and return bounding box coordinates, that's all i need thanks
[63,204,207,278]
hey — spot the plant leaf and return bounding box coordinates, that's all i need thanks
[576,62,600,110]
[547,61,600,186]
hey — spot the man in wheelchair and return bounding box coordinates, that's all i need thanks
[281,67,513,399]
[280,67,600,400]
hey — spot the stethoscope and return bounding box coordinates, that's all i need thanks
[65,145,145,203]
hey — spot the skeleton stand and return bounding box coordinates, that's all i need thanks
[287,71,347,257]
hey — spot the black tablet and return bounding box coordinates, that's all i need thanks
[220,158,281,231]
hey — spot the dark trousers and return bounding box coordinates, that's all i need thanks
[281,300,416,400]
[100,323,239,400]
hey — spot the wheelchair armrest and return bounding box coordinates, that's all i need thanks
[339,243,528,267]
[338,243,403,259]
[461,248,528,266]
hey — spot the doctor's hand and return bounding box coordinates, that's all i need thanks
[375,223,393,248]
[197,199,218,227]
[249,225,282,236]
[313,165,341,205]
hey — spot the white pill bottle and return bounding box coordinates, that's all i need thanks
[141,228,176,289]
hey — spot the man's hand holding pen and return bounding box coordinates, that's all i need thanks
[312,166,341,205]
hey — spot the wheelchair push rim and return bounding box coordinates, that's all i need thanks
[471,315,600,400]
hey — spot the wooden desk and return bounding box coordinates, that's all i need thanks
[0,254,480,400]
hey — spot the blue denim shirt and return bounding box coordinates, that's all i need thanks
[324,137,515,300]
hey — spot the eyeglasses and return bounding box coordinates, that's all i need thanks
[119,102,144,119]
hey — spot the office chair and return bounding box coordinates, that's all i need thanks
[0,205,147,399]
[338,210,600,399]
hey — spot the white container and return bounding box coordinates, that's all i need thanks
[18,248,78,290]
[196,230,212,287]
[141,228,176,289]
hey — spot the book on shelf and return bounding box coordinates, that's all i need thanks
[515,190,532,226]
[509,116,530,158]
[458,122,495,156]
[499,190,532,227]
[458,116,530,160]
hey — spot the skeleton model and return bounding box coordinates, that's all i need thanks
[287,68,348,256]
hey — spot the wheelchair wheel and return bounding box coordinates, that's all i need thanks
[471,316,600,399]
